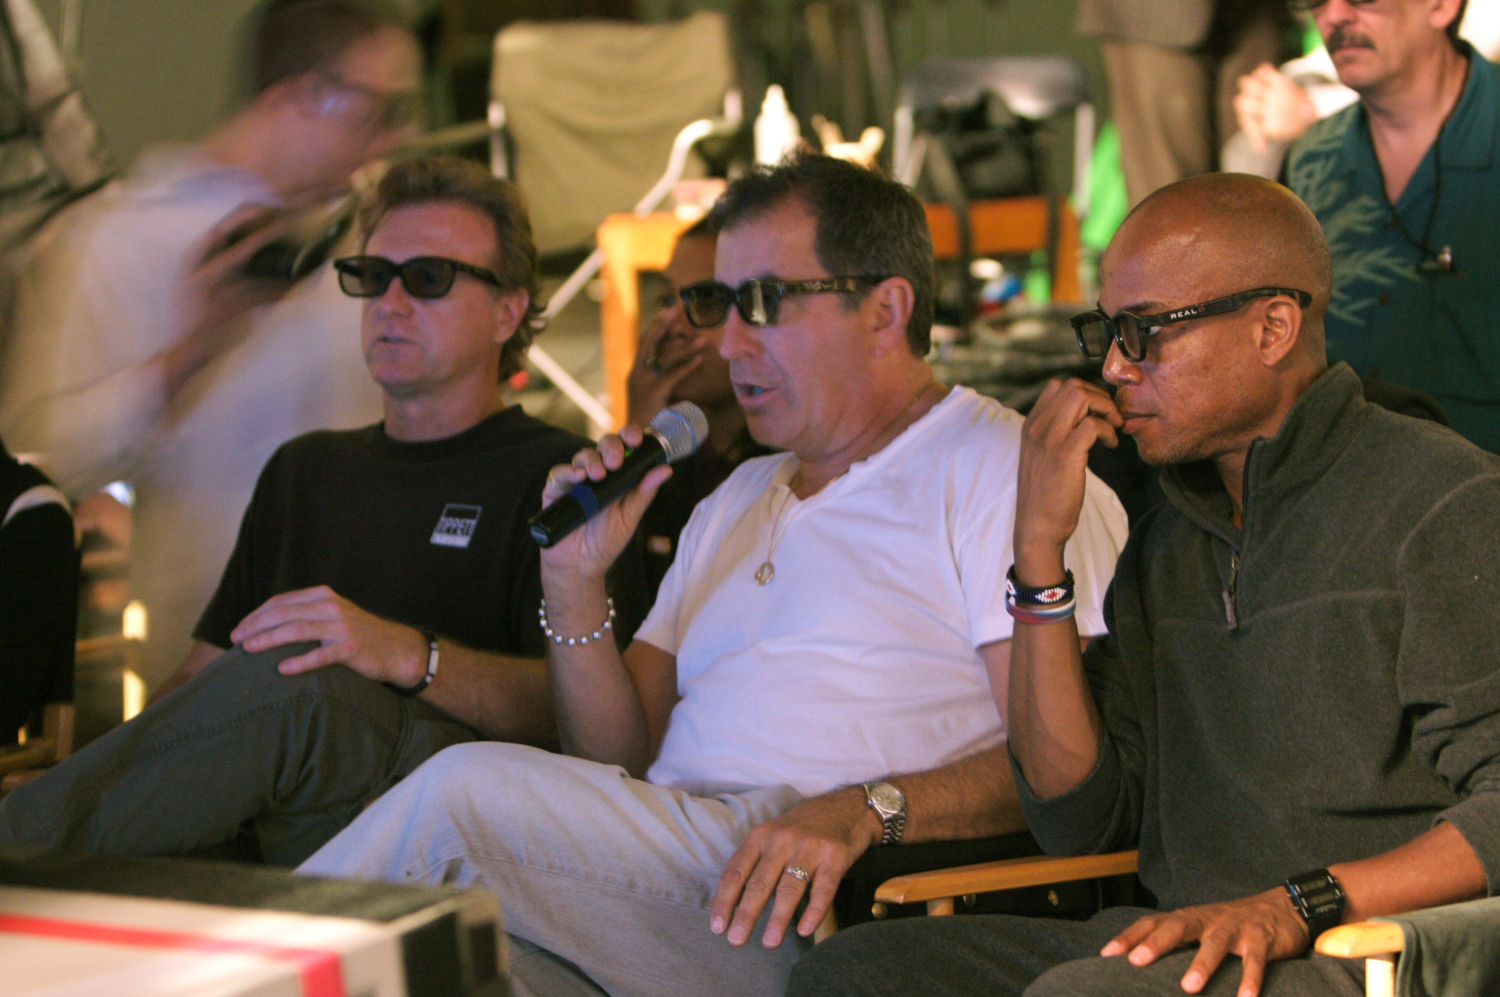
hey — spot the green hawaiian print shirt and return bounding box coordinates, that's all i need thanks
[1285,43,1500,454]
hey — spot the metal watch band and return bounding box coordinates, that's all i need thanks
[390,629,440,697]
[862,781,908,845]
[1284,868,1346,943]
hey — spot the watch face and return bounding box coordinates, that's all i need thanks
[869,783,904,814]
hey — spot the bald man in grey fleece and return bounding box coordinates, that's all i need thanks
[788,173,1500,997]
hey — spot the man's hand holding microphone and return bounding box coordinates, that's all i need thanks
[531,403,707,770]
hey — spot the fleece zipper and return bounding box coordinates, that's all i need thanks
[1222,549,1240,630]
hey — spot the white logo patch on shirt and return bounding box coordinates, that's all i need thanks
[431,504,482,548]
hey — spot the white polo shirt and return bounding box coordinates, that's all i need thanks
[637,386,1128,796]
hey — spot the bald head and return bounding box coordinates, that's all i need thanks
[1096,174,1336,471]
[1105,173,1332,362]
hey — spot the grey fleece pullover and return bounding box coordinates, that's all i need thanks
[1014,363,1500,911]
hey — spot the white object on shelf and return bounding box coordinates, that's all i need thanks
[755,85,800,166]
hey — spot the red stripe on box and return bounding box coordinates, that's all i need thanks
[0,912,346,997]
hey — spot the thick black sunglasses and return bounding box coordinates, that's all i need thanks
[1071,286,1313,362]
[1287,0,1377,10]
[679,275,888,328]
[334,255,504,299]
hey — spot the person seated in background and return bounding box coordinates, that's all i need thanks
[1277,0,1500,454]
[0,157,631,867]
[0,436,76,749]
[626,212,773,598]
[790,173,1500,997]
[0,0,422,690]
[1229,0,1500,177]
[297,154,1130,997]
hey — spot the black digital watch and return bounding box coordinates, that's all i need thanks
[1283,868,1347,943]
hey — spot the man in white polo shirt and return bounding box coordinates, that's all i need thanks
[300,154,1128,997]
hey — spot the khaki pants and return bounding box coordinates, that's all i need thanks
[300,742,808,997]
[1104,14,1284,207]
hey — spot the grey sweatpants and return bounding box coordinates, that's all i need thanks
[788,906,1365,997]
[0,643,477,866]
[299,741,808,997]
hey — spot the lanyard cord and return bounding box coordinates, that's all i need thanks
[1388,135,1444,267]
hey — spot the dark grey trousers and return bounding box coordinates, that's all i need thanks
[789,907,1366,997]
[0,643,477,866]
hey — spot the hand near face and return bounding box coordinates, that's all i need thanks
[1234,64,1318,154]
[1014,378,1122,579]
[1101,888,1311,997]
[626,309,707,426]
[710,788,878,949]
[538,427,674,581]
[231,585,428,686]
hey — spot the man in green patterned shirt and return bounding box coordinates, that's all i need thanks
[1283,0,1500,452]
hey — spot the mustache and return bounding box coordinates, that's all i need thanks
[1326,26,1376,52]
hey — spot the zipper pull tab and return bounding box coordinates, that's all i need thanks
[1222,550,1240,630]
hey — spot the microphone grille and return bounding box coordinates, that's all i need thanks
[650,402,709,462]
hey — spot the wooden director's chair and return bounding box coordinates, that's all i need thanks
[869,850,1444,997]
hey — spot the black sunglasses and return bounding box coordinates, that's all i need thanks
[679,275,888,328]
[1287,0,1376,10]
[1071,286,1314,362]
[334,255,504,299]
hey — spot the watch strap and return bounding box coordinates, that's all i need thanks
[389,629,439,697]
[1284,868,1346,943]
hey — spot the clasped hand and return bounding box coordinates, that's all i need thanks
[1102,889,1311,997]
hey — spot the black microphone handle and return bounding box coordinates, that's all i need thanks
[528,433,669,548]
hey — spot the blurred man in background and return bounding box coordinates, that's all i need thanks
[0,0,422,688]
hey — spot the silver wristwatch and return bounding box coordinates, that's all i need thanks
[862,780,908,845]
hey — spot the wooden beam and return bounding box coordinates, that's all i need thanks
[876,850,1138,906]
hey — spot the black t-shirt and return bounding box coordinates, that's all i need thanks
[1,438,76,743]
[195,407,586,657]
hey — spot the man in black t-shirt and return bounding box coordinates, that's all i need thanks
[0,157,619,866]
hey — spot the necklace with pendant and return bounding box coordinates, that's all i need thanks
[755,482,798,585]
[752,381,941,585]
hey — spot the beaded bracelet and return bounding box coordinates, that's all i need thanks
[539,597,616,646]
[1005,566,1076,624]
[389,629,440,697]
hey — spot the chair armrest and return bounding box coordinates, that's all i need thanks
[875,850,1139,907]
[1315,922,1406,959]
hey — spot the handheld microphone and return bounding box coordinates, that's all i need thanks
[528,401,708,548]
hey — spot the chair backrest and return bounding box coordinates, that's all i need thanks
[899,56,1089,122]
[491,12,733,255]
[893,56,1092,192]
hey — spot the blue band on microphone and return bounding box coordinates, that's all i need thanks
[566,481,601,518]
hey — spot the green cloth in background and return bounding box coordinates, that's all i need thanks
[1079,121,1128,253]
